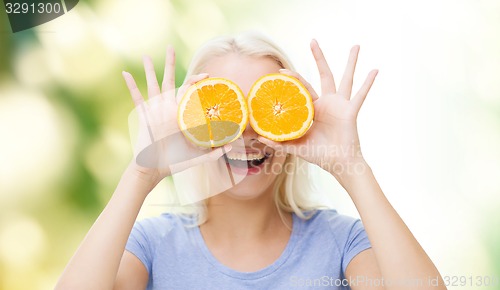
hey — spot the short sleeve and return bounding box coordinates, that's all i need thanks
[126,221,154,274]
[126,215,175,274]
[341,219,372,274]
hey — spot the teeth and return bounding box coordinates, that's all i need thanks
[226,152,265,161]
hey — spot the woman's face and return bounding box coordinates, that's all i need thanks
[203,54,288,200]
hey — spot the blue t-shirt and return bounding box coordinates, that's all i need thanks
[126,209,371,289]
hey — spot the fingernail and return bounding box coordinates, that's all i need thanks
[279,69,289,73]
[167,45,175,54]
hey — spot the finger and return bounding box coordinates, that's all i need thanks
[161,45,176,98]
[279,69,319,101]
[257,136,296,156]
[122,71,144,107]
[186,144,231,163]
[310,39,336,95]
[210,144,232,161]
[338,45,360,99]
[169,144,232,174]
[143,55,161,99]
[352,69,378,110]
[123,71,151,139]
[176,73,209,104]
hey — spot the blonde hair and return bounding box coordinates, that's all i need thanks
[185,32,294,77]
[172,32,327,225]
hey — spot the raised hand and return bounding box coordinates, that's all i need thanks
[258,40,378,178]
[122,47,230,184]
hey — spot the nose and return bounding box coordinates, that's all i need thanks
[242,122,259,141]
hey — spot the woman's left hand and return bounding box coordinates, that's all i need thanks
[257,40,378,179]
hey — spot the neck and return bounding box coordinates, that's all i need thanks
[202,191,292,241]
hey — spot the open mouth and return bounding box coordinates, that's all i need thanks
[223,151,271,169]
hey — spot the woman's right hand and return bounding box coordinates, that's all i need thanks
[122,46,230,186]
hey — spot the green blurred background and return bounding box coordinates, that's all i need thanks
[0,0,499,289]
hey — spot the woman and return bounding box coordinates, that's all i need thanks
[56,33,446,289]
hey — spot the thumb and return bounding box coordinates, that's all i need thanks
[207,144,232,161]
[168,144,232,174]
[257,136,291,156]
[257,136,281,149]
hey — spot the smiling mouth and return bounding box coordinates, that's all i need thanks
[223,151,271,168]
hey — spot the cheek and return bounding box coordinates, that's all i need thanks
[264,154,288,176]
[272,155,288,166]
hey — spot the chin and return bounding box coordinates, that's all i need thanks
[222,176,275,200]
[213,153,286,200]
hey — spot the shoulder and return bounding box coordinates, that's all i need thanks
[126,213,194,263]
[300,209,367,247]
[297,209,371,273]
[126,213,194,275]
[303,209,361,231]
[131,213,193,239]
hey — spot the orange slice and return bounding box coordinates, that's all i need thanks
[178,78,248,147]
[247,73,314,141]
